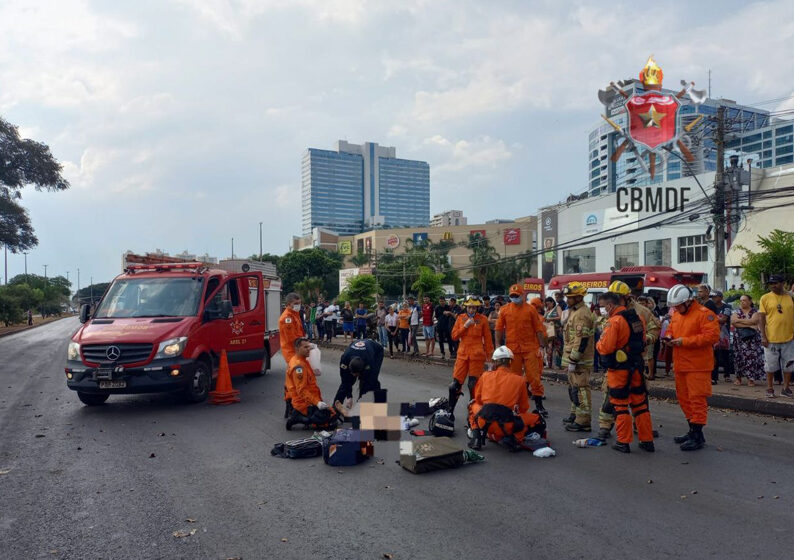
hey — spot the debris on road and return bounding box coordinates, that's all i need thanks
[173,529,197,538]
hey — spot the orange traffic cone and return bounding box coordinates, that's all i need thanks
[208,350,240,405]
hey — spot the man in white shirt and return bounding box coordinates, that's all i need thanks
[408,296,421,356]
[323,301,338,342]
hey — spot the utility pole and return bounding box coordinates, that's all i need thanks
[402,256,406,300]
[259,222,263,261]
[23,252,27,279]
[77,268,80,305]
[713,106,726,291]
[90,276,93,306]
[43,264,48,281]
[231,238,234,260]
[3,244,6,285]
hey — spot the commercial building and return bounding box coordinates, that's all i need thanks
[727,119,794,168]
[301,140,430,236]
[538,173,721,283]
[430,210,467,228]
[294,217,538,289]
[588,80,769,196]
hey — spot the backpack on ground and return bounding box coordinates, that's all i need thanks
[399,436,474,474]
[271,437,323,459]
[322,429,374,466]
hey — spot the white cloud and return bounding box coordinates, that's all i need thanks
[426,135,512,173]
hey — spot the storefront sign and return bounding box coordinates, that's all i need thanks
[338,241,352,255]
[385,234,400,250]
[541,210,557,282]
[503,228,521,246]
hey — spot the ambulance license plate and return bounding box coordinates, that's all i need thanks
[99,380,126,389]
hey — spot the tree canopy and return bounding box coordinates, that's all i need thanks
[738,229,794,300]
[1,117,69,252]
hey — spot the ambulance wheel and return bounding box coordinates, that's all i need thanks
[184,361,211,403]
[77,392,109,406]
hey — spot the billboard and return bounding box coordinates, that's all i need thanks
[338,241,352,255]
[541,210,557,282]
[503,228,521,245]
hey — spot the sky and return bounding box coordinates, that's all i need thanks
[1,0,793,287]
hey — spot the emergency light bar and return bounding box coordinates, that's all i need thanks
[125,262,208,274]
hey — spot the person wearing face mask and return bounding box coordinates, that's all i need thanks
[496,284,547,416]
[286,338,338,430]
[560,282,595,432]
[280,292,306,418]
[663,284,720,451]
[596,291,654,453]
[448,296,494,419]
[333,338,384,418]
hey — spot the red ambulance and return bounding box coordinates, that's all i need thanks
[65,260,281,406]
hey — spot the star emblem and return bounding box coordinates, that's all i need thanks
[639,104,666,128]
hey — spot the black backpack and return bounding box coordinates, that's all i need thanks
[428,410,455,437]
[271,437,323,459]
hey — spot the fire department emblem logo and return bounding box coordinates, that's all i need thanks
[598,56,707,180]
[230,319,244,335]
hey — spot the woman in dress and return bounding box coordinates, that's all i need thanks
[731,294,765,385]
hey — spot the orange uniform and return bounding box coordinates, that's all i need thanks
[468,366,543,441]
[666,301,720,425]
[279,307,304,401]
[286,354,322,415]
[451,312,494,384]
[397,308,411,329]
[496,302,545,397]
[596,305,654,445]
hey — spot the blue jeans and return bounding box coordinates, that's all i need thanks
[378,325,389,347]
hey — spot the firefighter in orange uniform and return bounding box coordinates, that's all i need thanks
[285,338,337,430]
[279,292,305,417]
[448,296,494,419]
[530,297,546,381]
[595,291,655,453]
[467,346,546,451]
[663,284,720,451]
[496,284,547,416]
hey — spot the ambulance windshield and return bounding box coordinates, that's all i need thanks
[95,277,204,318]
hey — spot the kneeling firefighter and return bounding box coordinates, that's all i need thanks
[448,296,494,419]
[286,337,339,430]
[595,292,654,453]
[333,338,384,417]
[467,346,547,451]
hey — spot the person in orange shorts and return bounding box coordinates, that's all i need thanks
[595,291,655,453]
[662,284,720,451]
[467,346,546,451]
[285,338,338,430]
[496,284,547,416]
[448,296,494,419]
[279,292,305,418]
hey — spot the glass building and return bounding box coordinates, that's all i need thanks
[587,80,770,195]
[726,120,794,168]
[301,140,430,236]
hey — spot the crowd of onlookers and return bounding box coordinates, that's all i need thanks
[293,275,794,399]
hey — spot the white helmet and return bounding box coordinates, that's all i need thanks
[492,345,514,361]
[667,284,693,306]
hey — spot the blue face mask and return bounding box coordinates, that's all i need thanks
[509,296,522,304]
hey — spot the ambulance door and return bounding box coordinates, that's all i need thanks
[223,272,266,375]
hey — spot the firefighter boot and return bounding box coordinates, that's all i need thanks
[448,379,462,421]
[562,413,575,425]
[533,396,548,418]
[638,441,656,452]
[596,427,612,442]
[674,422,694,444]
[565,422,592,432]
[467,428,484,450]
[612,442,631,453]
[680,424,706,451]
[286,410,310,431]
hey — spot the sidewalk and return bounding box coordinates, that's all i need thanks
[315,336,794,419]
[0,315,66,339]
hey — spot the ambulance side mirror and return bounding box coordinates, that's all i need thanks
[79,304,91,324]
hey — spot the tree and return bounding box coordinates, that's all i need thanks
[468,233,499,295]
[277,248,344,297]
[293,276,325,303]
[350,252,371,267]
[249,253,281,268]
[338,274,382,308]
[5,283,43,312]
[1,117,70,252]
[737,229,794,300]
[0,287,24,326]
[411,266,445,301]
[73,282,111,306]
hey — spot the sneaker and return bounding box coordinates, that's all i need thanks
[711,379,718,385]
[766,389,776,398]
[782,388,794,398]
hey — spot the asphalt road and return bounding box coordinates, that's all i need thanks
[1,318,791,560]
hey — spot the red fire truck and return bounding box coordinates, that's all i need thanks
[65,259,281,406]
[547,266,705,307]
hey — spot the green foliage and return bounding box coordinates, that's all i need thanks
[293,276,325,303]
[1,116,70,252]
[278,248,344,297]
[338,274,382,309]
[7,274,71,316]
[411,266,445,301]
[737,229,794,300]
[0,287,24,326]
[249,253,281,268]
[73,282,111,306]
[468,233,499,295]
[5,283,43,311]
[350,252,371,267]
[374,240,461,298]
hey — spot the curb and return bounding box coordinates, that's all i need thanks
[0,317,69,340]
[316,340,794,419]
